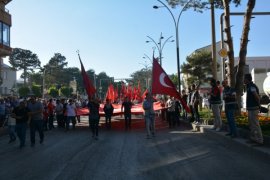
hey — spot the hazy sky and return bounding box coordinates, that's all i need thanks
[5,0,270,80]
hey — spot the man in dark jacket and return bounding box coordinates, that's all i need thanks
[103,99,114,129]
[244,74,263,145]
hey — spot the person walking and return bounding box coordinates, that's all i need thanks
[191,84,201,124]
[209,78,222,131]
[103,99,114,129]
[88,96,100,140]
[143,93,155,139]
[165,96,176,128]
[65,99,77,130]
[222,80,237,138]
[244,74,263,145]
[121,97,133,130]
[55,99,64,128]
[47,99,55,130]
[28,96,44,147]
[181,89,188,121]
[12,100,29,148]
[187,86,194,122]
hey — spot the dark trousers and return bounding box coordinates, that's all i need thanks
[193,105,200,123]
[89,118,100,137]
[66,116,76,130]
[105,115,112,129]
[30,120,44,145]
[56,114,64,128]
[189,105,194,122]
[124,113,131,130]
[167,111,176,128]
[16,122,27,147]
[48,114,54,130]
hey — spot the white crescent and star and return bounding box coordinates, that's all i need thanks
[159,73,172,88]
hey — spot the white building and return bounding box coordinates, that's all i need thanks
[0,62,16,96]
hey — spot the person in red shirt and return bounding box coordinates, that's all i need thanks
[47,99,55,130]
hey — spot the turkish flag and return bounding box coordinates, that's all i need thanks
[79,56,96,97]
[151,58,190,113]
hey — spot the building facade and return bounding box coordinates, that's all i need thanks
[0,0,12,96]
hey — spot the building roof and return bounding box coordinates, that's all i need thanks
[1,63,12,69]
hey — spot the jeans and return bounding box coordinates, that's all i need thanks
[225,108,237,136]
[248,109,263,144]
[30,120,44,144]
[211,104,222,129]
[145,114,155,136]
[16,123,27,146]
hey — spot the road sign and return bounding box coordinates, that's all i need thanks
[218,48,228,58]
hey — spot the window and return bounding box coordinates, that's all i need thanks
[3,23,10,46]
[3,71,7,80]
[0,22,2,43]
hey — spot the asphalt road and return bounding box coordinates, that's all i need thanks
[0,116,270,180]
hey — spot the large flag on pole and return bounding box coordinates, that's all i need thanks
[77,52,96,97]
[151,58,190,113]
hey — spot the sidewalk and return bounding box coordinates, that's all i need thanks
[191,122,270,158]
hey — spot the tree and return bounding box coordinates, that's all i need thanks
[44,53,68,86]
[59,86,73,98]
[32,84,42,97]
[9,48,41,86]
[18,86,30,98]
[181,50,213,87]
[130,68,152,91]
[48,86,59,98]
[168,0,254,113]
[234,0,256,111]
[96,72,112,98]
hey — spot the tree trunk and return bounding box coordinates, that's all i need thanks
[222,0,235,87]
[235,0,256,114]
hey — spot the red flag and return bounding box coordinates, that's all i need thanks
[78,54,96,97]
[151,58,190,113]
[120,83,126,100]
[142,89,149,99]
[114,86,118,102]
[106,84,115,101]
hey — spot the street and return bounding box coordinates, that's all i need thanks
[0,116,270,180]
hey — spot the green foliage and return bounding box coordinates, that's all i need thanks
[48,86,59,98]
[169,73,179,88]
[32,84,42,97]
[18,86,30,97]
[130,68,152,91]
[181,50,214,86]
[166,0,241,10]
[9,48,41,85]
[60,86,73,97]
[96,72,112,98]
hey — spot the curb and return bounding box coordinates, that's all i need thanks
[191,123,270,159]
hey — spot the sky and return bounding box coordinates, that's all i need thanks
[4,0,270,80]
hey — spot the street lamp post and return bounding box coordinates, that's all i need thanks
[42,69,46,99]
[153,0,192,93]
[146,32,173,66]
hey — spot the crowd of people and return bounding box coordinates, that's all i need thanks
[0,73,265,147]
